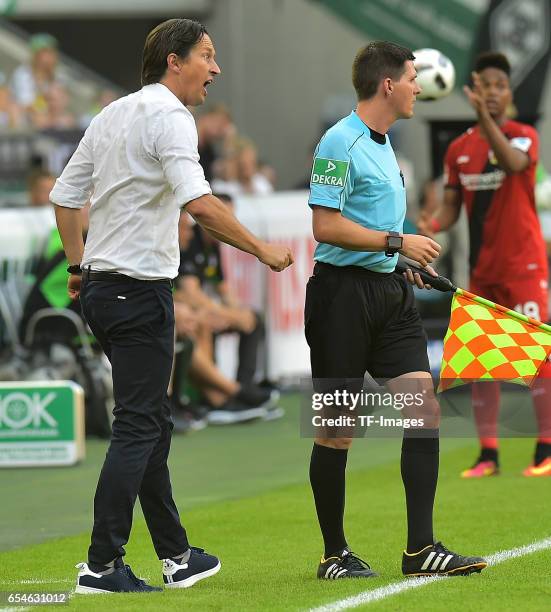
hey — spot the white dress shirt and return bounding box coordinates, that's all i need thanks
[49,83,211,279]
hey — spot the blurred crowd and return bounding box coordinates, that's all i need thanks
[195,104,276,195]
[0,32,118,132]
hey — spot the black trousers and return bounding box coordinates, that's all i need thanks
[80,277,189,564]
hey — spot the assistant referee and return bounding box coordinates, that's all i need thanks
[305,41,486,580]
[51,19,293,594]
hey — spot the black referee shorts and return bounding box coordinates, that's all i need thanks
[304,262,430,382]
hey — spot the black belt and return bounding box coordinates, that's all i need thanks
[82,269,173,286]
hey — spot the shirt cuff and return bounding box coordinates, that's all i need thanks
[308,199,341,210]
[49,179,89,209]
[179,184,212,207]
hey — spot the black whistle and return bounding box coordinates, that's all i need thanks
[394,258,456,293]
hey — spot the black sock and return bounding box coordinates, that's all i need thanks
[309,443,348,557]
[479,447,499,465]
[401,430,439,553]
[535,442,551,465]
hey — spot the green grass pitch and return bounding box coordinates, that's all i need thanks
[1,392,550,611]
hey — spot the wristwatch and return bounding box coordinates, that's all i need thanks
[385,231,403,256]
[67,264,82,275]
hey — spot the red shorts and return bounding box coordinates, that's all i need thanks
[469,276,549,323]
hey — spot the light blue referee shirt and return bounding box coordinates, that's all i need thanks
[309,110,406,272]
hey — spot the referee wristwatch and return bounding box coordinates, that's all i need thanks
[385,231,403,257]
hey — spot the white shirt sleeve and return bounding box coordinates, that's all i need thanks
[155,109,211,206]
[49,126,94,209]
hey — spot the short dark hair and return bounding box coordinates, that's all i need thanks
[141,18,207,86]
[352,41,415,101]
[474,51,511,77]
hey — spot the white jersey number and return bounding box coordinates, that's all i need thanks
[514,301,540,320]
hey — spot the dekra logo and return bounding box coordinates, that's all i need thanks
[311,158,349,187]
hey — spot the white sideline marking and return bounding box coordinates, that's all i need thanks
[21,579,73,584]
[310,537,551,612]
[1,579,72,585]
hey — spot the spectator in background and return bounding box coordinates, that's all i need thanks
[196,104,235,181]
[28,169,56,207]
[31,83,76,130]
[212,137,274,197]
[0,72,23,129]
[173,300,277,426]
[258,160,277,189]
[10,34,61,118]
[177,202,277,392]
[79,89,120,129]
[178,200,263,384]
[174,209,282,425]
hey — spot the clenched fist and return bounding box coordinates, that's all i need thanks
[67,273,82,300]
[258,243,294,272]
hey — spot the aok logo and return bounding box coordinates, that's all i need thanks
[0,392,57,429]
[311,158,349,187]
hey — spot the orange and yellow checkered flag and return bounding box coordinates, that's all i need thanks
[439,289,551,392]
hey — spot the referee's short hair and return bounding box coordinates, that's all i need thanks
[352,41,415,101]
[142,18,208,86]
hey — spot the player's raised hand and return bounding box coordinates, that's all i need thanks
[258,243,294,272]
[400,234,441,268]
[463,71,488,116]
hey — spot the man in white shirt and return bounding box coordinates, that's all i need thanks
[50,18,293,594]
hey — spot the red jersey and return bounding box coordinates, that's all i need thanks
[444,120,547,284]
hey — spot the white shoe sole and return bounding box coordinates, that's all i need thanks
[75,584,115,594]
[262,406,285,422]
[164,561,221,588]
[257,390,281,411]
[208,407,267,425]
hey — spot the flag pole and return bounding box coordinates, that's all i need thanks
[395,258,551,334]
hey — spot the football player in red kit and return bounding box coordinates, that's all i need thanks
[419,52,551,478]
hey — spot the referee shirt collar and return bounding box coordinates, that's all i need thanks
[350,110,387,145]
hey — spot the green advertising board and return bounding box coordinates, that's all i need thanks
[0,381,85,467]
[311,0,489,82]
